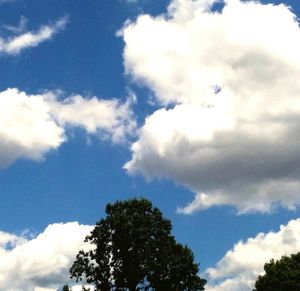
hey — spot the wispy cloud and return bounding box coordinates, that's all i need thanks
[0,16,68,55]
[0,0,17,5]
[2,16,28,34]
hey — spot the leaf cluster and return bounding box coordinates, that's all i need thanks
[253,252,300,291]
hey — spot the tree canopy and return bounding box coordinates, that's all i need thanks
[61,285,71,291]
[70,198,206,291]
[253,252,300,291]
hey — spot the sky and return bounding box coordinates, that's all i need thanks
[0,0,300,290]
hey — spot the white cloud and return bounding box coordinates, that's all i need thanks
[0,89,65,167]
[50,94,136,144]
[122,0,300,213]
[1,219,299,291]
[0,222,93,291]
[205,218,300,291]
[0,16,67,55]
[0,88,136,167]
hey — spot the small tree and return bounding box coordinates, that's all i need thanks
[253,252,300,291]
[70,198,206,291]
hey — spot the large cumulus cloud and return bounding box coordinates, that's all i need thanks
[122,0,300,213]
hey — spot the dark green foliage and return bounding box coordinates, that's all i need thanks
[61,285,71,291]
[70,198,206,291]
[253,252,300,291]
[147,239,206,291]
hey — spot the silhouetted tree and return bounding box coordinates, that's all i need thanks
[253,252,300,291]
[70,198,206,291]
[61,285,71,291]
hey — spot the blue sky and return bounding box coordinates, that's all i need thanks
[0,0,300,290]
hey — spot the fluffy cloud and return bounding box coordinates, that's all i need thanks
[0,222,92,291]
[0,88,136,167]
[205,218,300,291]
[50,94,136,144]
[122,0,300,213]
[1,219,299,291]
[0,16,67,55]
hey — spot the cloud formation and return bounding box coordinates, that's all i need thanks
[0,16,67,55]
[0,88,136,167]
[0,222,92,291]
[122,0,300,213]
[205,218,300,291]
[1,219,299,291]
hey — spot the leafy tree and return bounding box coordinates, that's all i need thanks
[61,285,72,291]
[253,252,300,291]
[70,198,206,291]
[147,239,206,291]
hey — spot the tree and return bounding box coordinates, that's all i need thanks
[70,198,206,291]
[61,285,72,291]
[253,252,300,291]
